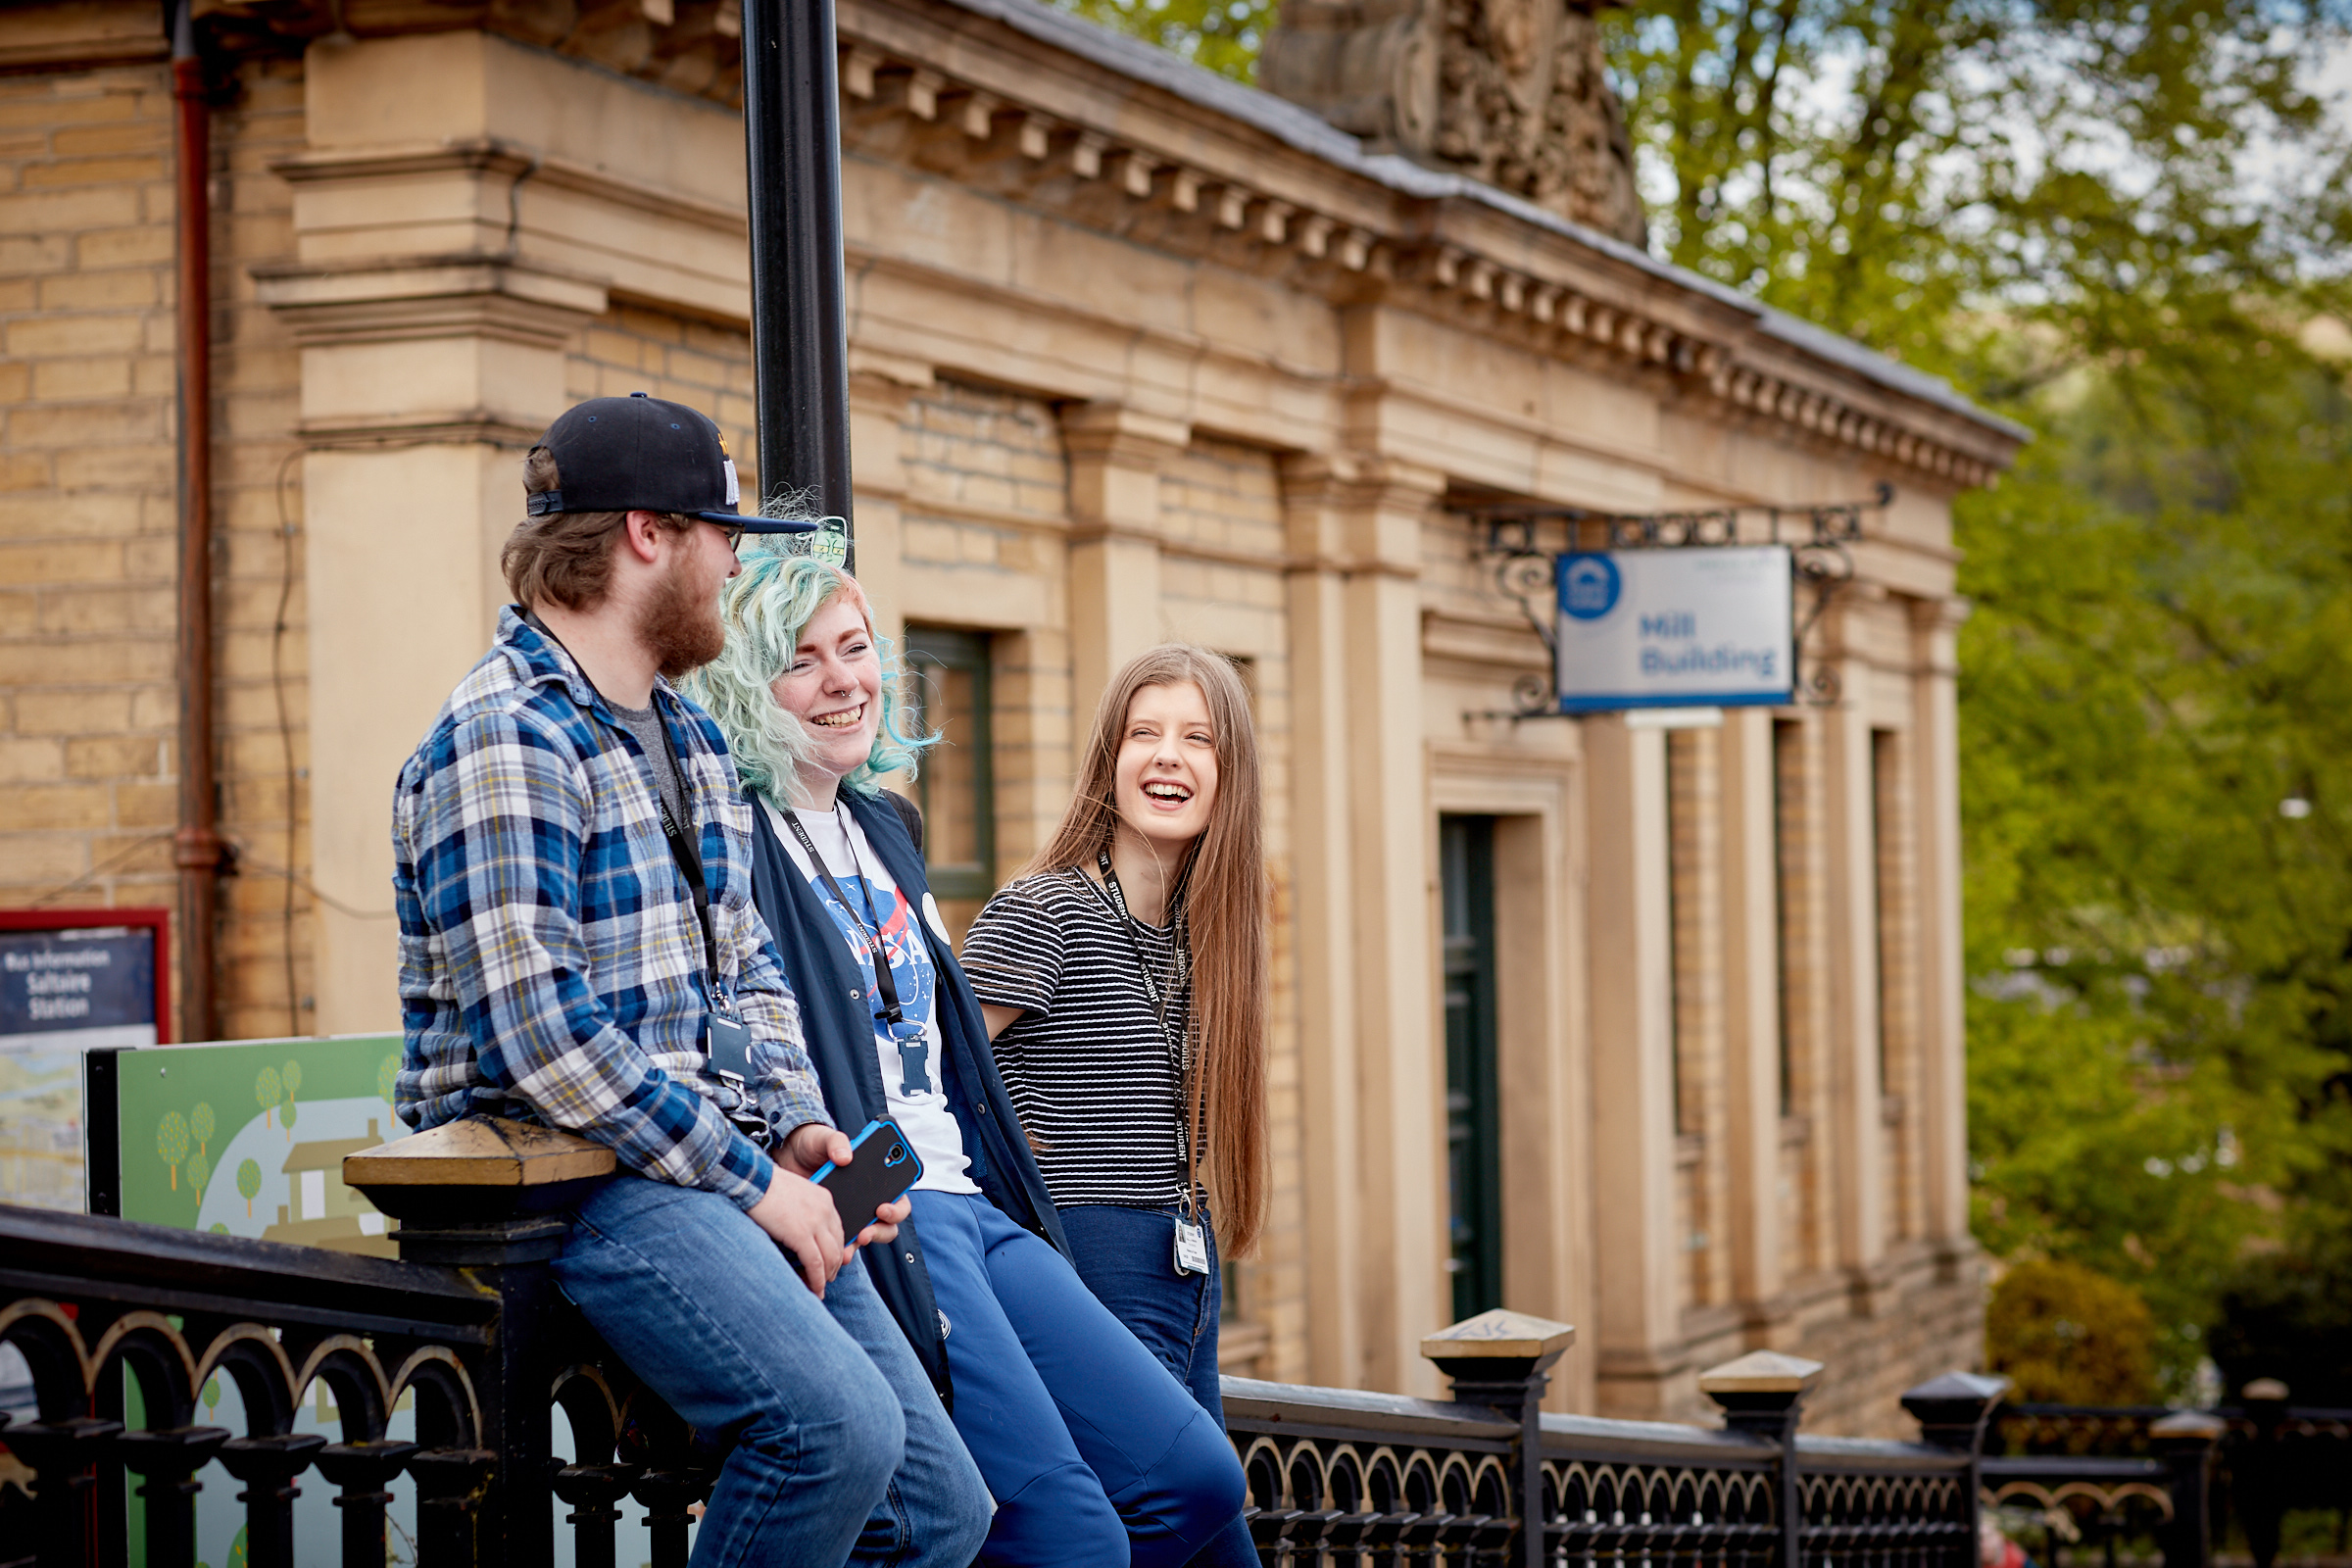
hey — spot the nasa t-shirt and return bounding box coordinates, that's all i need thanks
[764,799,980,1195]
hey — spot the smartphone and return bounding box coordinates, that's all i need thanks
[808,1118,923,1235]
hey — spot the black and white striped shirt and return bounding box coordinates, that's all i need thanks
[959,868,1195,1209]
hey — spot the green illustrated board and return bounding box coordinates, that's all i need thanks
[73,1036,649,1567]
[89,1034,404,1255]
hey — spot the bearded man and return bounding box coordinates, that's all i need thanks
[391,393,990,1567]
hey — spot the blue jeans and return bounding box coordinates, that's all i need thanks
[554,1175,991,1568]
[1056,1203,1263,1568]
[909,1189,1247,1567]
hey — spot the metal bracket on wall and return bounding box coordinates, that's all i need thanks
[1464,483,1892,719]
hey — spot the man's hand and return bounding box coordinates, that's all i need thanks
[770,1124,912,1264]
[747,1145,848,1297]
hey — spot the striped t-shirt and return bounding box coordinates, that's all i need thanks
[958,867,1196,1209]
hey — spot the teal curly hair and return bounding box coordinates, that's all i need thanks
[684,544,931,807]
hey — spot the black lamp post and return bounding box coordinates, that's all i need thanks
[740,0,856,566]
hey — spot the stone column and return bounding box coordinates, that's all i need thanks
[1822,601,1886,1280]
[1908,599,1971,1246]
[1281,453,1446,1395]
[1279,453,1365,1390]
[1340,459,1444,1396]
[253,28,751,1033]
[1718,708,1787,1314]
[1059,402,1186,728]
[1585,712,1682,1413]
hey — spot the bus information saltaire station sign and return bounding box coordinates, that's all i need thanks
[1553,547,1795,711]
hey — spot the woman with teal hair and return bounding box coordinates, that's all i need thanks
[691,546,1246,1568]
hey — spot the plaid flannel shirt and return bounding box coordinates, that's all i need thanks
[392,607,831,1210]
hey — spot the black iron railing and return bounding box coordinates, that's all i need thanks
[1987,1396,2350,1568]
[5,1142,2239,1568]
[0,1200,723,1568]
[1221,1364,1997,1568]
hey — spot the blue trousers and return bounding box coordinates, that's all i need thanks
[1056,1203,1263,1568]
[909,1189,1247,1567]
[554,1175,991,1568]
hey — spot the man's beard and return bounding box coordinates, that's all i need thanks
[638,554,726,679]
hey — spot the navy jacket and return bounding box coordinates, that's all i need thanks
[749,788,1072,1404]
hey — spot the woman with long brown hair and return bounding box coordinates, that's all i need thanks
[959,643,1267,1568]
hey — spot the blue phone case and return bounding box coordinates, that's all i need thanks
[808,1117,923,1226]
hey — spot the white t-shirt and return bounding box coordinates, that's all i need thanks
[764,799,979,1195]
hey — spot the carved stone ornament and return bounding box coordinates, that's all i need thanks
[1260,0,1646,246]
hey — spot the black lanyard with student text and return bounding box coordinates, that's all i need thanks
[783,806,931,1096]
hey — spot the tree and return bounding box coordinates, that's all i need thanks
[1596,0,2352,1396]
[1098,0,2352,1388]
[188,1150,211,1197]
[376,1053,398,1104]
[157,1110,188,1191]
[281,1097,298,1142]
[190,1102,214,1157]
[255,1065,281,1130]
[236,1157,262,1218]
[1988,1259,2159,1404]
[280,1058,301,1110]
[1055,0,1272,81]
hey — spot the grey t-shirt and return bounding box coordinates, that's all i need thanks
[609,697,687,830]
[522,610,687,828]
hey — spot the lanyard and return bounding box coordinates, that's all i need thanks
[534,615,727,1012]
[782,805,933,1094]
[1091,851,1204,1218]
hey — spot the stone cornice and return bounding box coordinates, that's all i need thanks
[269,140,750,241]
[196,0,2026,490]
[831,0,2023,490]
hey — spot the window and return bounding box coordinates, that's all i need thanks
[903,628,996,943]
[1439,814,1503,1323]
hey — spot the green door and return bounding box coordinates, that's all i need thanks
[1440,814,1503,1322]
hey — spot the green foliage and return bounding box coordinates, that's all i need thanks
[190,1102,214,1156]
[376,1054,398,1104]
[280,1059,301,1101]
[1092,0,2352,1390]
[1602,0,2352,1395]
[188,1150,211,1196]
[1053,0,1272,81]
[1600,0,2352,379]
[236,1156,262,1217]
[255,1065,280,1126]
[1987,1259,2158,1404]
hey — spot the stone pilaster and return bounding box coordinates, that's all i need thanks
[1058,402,1187,729]
[1281,453,1446,1396]
[1719,708,1788,1314]
[1909,598,1972,1249]
[1822,600,1886,1282]
[1585,712,1684,1413]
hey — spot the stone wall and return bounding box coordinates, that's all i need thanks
[0,61,184,946]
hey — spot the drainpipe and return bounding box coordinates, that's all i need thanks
[172,0,223,1043]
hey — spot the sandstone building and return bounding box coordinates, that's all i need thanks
[0,0,2023,1432]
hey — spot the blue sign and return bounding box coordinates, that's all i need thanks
[1553,547,1795,711]
[1559,554,1621,619]
[0,925,158,1050]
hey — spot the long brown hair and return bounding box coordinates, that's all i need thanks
[1023,645,1268,1256]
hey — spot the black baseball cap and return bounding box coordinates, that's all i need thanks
[524,393,815,533]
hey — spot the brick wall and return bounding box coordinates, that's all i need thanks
[211,58,309,1044]
[566,302,760,491]
[0,55,312,1045]
[898,379,1073,873]
[0,61,183,973]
